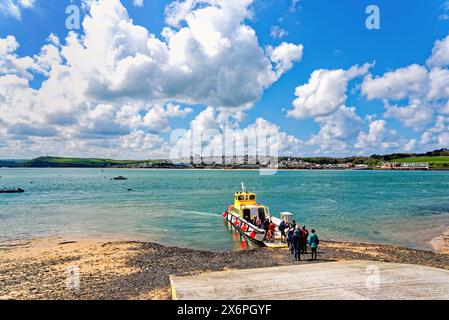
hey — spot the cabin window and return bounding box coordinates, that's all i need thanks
[249,195,255,200]
[243,209,251,221]
[238,195,244,201]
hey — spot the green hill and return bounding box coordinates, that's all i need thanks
[29,157,157,168]
[0,159,30,167]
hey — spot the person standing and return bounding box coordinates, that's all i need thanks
[307,229,319,261]
[263,218,270,241]
[291,229,301,261]
[256,217,262,228]
[287,224,294,249]
[298,226,305,253]
[302,226,309,254]
[279,220,286,243]
[268,220,276,241]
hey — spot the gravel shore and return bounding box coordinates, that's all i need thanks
[0,237,448,300]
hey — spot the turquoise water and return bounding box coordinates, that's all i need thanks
[1,168,449,251]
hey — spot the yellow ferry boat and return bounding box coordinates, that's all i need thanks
[222,182,293,246]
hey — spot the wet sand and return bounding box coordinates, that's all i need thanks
[430,228,449,254]
[0,237,448,300]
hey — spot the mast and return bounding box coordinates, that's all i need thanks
[241,181,247,193]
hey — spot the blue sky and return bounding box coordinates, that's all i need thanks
[1,0,449,159]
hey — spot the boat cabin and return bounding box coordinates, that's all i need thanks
[232,190,270,222]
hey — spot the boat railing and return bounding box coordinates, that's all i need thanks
[228,213,265,235]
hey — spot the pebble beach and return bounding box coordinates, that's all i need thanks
[1,236,448,300]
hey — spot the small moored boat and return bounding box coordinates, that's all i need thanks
[0,188,25,194]
[113,176,128,180]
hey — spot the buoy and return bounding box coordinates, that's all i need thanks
[241,224,248,232]
[222,212,227,217]
[250,231,256,239]
[233,220,239,227]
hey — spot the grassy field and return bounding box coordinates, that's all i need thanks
[395,156,449,168]
[395,156,449,163]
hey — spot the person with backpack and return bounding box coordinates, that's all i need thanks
[279,220,286,243]
[307,229,319,261]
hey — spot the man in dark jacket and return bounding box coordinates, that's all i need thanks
[286,225,294,249]
[292,229,301,261]
[279,220,286,243]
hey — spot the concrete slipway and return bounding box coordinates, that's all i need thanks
[170,260,449,300]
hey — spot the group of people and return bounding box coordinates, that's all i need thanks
[246,216,320,261]
[250,216,277,241]
[279,220,319,261]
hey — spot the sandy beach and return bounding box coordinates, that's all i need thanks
[1,236,448,300]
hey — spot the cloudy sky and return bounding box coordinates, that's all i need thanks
[1,0,449,159]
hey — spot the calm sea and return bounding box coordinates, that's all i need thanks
[1,168,449,251]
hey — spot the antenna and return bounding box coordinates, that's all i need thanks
[241,181,247,193]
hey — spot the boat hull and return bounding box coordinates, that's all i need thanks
[224,211,266,243]
[0,189,25,194]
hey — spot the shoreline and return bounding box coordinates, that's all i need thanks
[1,236,448,300]
[2,167,449,171]
[430,228,449,254]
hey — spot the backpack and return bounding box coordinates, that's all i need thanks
[279,221,285,231]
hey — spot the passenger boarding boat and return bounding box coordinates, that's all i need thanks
[222,182,293,246]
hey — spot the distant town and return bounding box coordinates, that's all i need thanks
[1,149,448,170]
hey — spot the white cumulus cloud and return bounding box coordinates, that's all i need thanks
[359,33,449,152]
[361,64,429,101]
[0,0,304,159]
[0,0,35,20]
[355,120,401,152]
[427,35,449,68]
[287,64,371,120]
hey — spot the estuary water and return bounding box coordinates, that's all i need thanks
[1,168,449,251]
